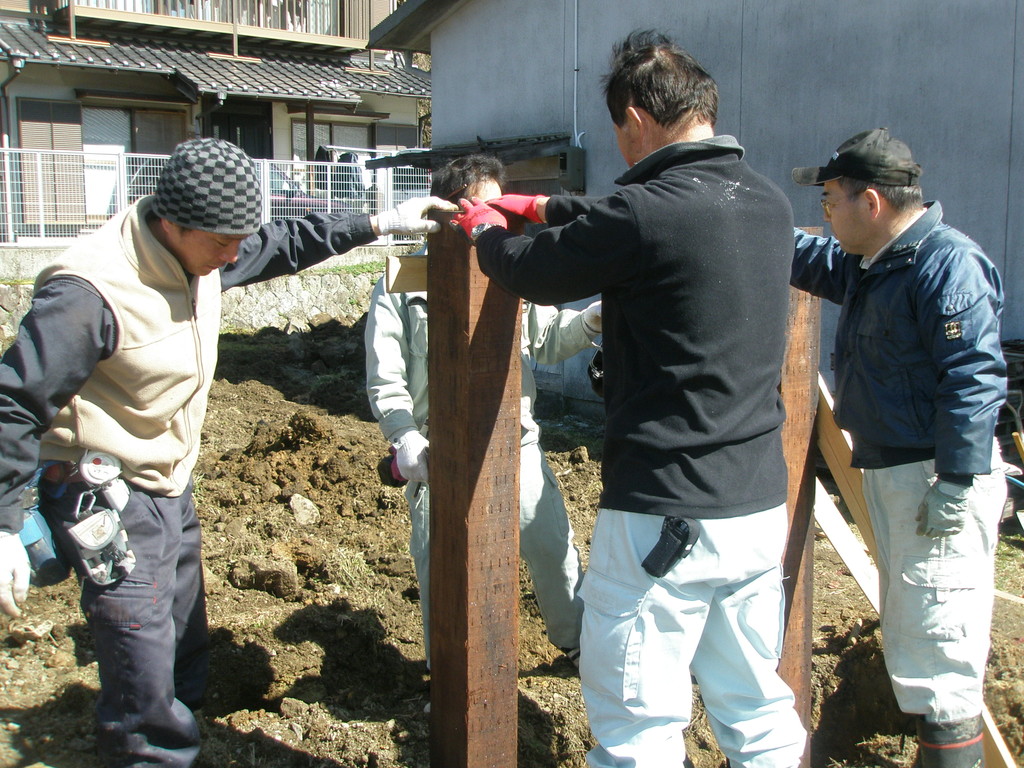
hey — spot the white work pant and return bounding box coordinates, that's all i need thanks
[862,455,1005,722]
[406,439,584,658]
[579,505,806,768]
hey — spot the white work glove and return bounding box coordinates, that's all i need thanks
[581,300,602,338]
[0,531,31,618]
[393,430,430,484]
[917,479,972,538]
[373,196,460,236]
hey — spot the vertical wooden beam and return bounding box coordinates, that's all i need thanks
[426,212,522,768]
[778,287,820,766]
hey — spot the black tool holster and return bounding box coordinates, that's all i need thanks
[641,516,701,578]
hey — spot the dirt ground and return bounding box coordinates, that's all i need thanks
[1,306,1023,768]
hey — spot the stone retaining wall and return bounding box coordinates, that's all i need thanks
[0,247,390,346]
[0,245,596,412]
[220,269,381,331]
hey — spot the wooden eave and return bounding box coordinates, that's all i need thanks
[368,0,471,53]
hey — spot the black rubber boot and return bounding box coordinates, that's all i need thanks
[915,715,985,768]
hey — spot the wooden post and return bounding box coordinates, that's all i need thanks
[779,287,820,766]
[305,102,316,162]
[426,212,522,768]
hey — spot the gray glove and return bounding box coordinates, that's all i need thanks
[916,479,972,538]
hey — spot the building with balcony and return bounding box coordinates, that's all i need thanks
[0,0,431,242]
[0,0,428,160]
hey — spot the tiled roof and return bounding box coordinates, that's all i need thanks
[0,20,431,103]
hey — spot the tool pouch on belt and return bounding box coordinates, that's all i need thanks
[377,445,408,488]
[641,516,701,578]
[588,346,604,398]
[43,451,136,587]
[66,486,135,586]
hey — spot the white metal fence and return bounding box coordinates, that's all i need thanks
[0,148,430,246]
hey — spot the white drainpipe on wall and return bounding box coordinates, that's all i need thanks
[0,48,25,148]
[572,0,584,149]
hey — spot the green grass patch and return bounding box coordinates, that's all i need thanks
[312,259,385,277]
[537,412,604,458]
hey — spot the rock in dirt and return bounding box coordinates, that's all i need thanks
[229,557,300,600]
[280,697,310,718]
[7,620,54,645]
[43,649,75,669]
[289,493,321,526]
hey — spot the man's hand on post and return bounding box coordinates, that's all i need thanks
[917,479,972,537]
[372,196,460,236]
[0,532,30,617]
[393,430,430,485]
[453,198,508,241]
[487,194,549,224]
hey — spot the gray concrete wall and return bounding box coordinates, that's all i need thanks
[427,0,1024,400]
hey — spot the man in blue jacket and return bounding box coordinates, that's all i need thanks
[791,128,1006,768]
[454,30,806,768]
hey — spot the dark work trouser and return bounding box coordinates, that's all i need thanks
[44,478,208,768]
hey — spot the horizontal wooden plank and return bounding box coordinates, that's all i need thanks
[385,254,426,293]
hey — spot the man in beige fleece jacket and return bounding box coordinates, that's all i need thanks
[0,138,454,768]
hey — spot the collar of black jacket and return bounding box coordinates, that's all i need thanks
[615,135,745,187]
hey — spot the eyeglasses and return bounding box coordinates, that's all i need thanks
[820,191,862,216]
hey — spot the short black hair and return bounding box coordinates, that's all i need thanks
[603,30,718,130]
[430,154,506,201]
[837,177,924,215]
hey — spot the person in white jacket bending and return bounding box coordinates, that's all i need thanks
[364,154,601,665]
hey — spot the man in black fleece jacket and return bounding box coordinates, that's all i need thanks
[455,30,806,768]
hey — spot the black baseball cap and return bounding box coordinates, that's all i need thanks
[792,127,922,187]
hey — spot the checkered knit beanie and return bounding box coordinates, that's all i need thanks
[152,138,262,235]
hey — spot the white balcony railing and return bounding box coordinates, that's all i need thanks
[0,147,430,246]
[71,0,374,39]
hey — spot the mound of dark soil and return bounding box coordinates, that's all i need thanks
[2,315,1022,768]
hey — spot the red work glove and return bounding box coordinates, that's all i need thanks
[453,198,508,241]
[487,194,546,223]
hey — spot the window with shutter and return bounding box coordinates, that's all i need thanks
[133,111,187,154]
[17,100,86,229]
